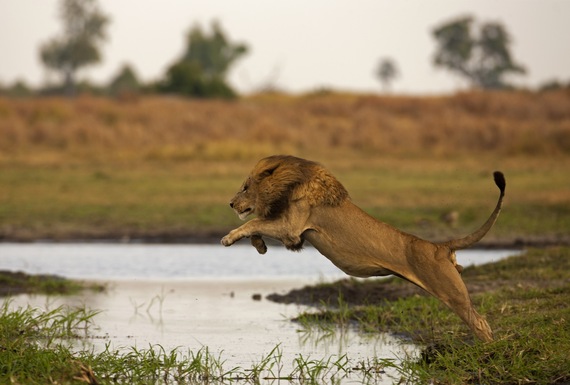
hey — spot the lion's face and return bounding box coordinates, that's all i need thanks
[229,176,257,220]
[229,155,287,220]
[229,155,349,221]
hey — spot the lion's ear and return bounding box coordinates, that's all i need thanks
[259,165,279,179]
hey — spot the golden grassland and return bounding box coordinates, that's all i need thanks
[1,90,570,162]
[0,90,569,242]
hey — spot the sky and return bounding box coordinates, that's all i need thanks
[1,0,569,95]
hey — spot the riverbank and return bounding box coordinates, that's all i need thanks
[2,231,569,248]
[0,270,105,297]
[267,246,570,384]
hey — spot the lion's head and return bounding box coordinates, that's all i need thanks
[229,155,349,220]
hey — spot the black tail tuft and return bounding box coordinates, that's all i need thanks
[493,171,506,194]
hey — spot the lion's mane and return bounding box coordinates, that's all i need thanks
[251,155,349,219]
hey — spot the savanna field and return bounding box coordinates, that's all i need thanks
[2,90,570,384]
[1,90,569,244]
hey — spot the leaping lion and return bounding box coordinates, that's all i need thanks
[222,155,506,342]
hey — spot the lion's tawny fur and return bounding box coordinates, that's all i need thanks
[222,155,506,342]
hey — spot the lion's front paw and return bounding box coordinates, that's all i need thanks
[221,228,245,247]
[251,235,267,254]
[221,234,235,247]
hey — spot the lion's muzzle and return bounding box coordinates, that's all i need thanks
[229,200,254,221]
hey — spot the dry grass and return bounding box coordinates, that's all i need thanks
[1,90,569,164]
[0,90,569,242]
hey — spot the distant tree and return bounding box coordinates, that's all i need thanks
[432,16,526,89]
[160,21,248,98]
[539,79,569,92]
[376,58,399,92]
[108,64,141,97]
[183,21,248,80]
[0,80,33,97]
[39,0,109,96]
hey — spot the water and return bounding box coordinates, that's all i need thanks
[0,242,518,281]
[2,243,520,384]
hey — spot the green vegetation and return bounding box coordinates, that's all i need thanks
[0,156,567,242]
[158,21,248,99]
[292,247,570,384]
[39,0,110,97]
[0,271,105,297]
[432,16,526,89]
[0,302,100,384]
[0,303,385,384]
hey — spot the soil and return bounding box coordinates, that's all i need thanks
[266,275,513,308]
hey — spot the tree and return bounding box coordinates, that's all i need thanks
[108,64,141,97]
[160,21,248,98]
[432,16,526,89]
[376,58,399,92]
[39,0,109,96]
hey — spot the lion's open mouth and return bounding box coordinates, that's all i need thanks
[238,208,253,220]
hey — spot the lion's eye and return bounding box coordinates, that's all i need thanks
[242,184,248,192]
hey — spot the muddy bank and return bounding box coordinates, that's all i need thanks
[265,276,509,308]
[2,229,569,249]
[265,274,513,309]
[0,270,104,297]
[266,247,569,308]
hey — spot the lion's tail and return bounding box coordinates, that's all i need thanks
[441,171,506,251]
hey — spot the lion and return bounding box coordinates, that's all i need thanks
[221,155,506,342]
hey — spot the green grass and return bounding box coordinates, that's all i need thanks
[0,271,105,297]
[1,155,568,243]
[294,247,570,384]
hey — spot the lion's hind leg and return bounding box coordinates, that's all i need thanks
[414,260,493,342]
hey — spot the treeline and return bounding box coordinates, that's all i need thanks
[3,0,570,100]
[1,17,246,100]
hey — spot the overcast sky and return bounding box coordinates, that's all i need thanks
[1,0,569,94]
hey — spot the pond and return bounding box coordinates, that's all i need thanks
[2,243,519,383]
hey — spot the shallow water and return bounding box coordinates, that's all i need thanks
[0,242,518,281]
[10,279,417,382]
[2,243,520,384]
